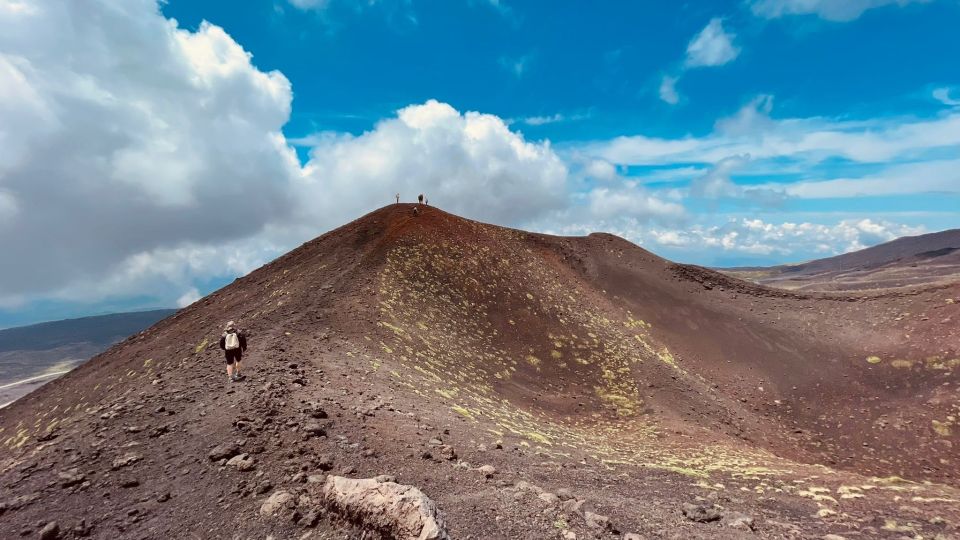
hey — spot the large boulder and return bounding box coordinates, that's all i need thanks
[322,475,449,540]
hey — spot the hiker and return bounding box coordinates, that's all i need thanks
[219,321,247,382]
[418,193,424,204]
[425,197,429,206]
[395,193,400,204]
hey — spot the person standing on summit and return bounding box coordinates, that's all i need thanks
[219,321,247,382]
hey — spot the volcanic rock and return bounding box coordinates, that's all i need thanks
[260,490,297,518]
[682,503,721,523]
[321,475,449,540]
[39,521,59,540]
[208,443,241,461]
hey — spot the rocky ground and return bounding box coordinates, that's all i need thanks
[1,205,958,539]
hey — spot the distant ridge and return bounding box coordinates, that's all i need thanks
[0,309,177,352]
[724,228,960,291]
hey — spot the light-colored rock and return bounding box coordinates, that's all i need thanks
[537,492,560,504]
[623,534,643,540]
[562,531,577,540]
[260,490,297,517]
[477,465,496,478]
[584,511,611,530]
[111,453,141,470]
[561,498,585,516]
[822,536,847,540]
[514,480,536,492]
[322,475,449,540]
[226,453,255,471]
[722,511,754,531]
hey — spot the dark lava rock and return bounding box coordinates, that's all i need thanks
[682,503,721,523]
[208,443,241,461]
[39,521,60,540]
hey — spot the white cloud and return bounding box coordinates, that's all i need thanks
[517,112,590,126]
[775,159,960,198]
[582,159,619,182]
[586,95,960,180]
[0,0,298,305]
[690,155,750,198]
[714,95,775,135]
[522,113,566,126]
[661,218,926,257]
[685,18,741,68]
[297,100,570,227]
[176,287,201,308]
[585,184,686,222]
[933,87,960,107]
[0,191,16,228]
[749,0,930,22]
[659,75,680,105]
[544,216,925,261]
[288,0,330,9]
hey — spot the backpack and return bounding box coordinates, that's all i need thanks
[224,331,240,351]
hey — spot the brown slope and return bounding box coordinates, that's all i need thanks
[1,204,958,540]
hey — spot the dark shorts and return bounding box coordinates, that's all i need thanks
[225,349,242,365]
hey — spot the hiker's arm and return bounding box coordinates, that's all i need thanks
[240,334,247,351]
[219,336,225,350]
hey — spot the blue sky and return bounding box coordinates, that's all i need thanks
[1,0,959,327]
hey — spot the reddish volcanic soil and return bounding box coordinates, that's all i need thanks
[2,204,958,539]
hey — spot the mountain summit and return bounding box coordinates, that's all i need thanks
[2,204,958,538]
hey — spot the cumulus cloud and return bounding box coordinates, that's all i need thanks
[0,0,298,304]
[544,216,925,262]
[176,288,202,308]
[582,159,619,182]
[585,184,686,222]
[685,18,741,68]
[659,75,680,105]
[647,218,925,257]
[297,100,570,227]
[749,0,930,22]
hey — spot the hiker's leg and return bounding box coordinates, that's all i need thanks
[226,362,233,378]
[234,359,242,377]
